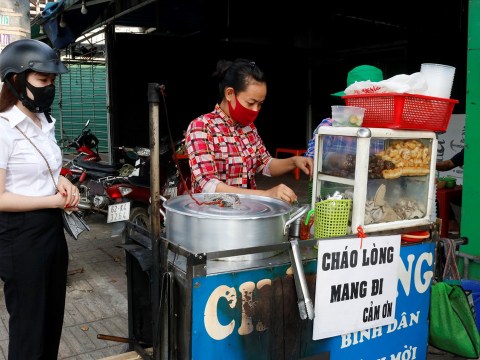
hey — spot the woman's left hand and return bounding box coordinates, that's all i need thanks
[57,175,80,208]
[293,156,314,177]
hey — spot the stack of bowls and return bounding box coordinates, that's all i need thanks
[444,177,457,189]
[438,176,457,189]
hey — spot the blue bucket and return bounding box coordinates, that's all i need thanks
[461,279,480,331]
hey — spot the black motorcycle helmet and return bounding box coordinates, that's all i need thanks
[0,38,68,81]
[0,39,68,121]
[82,133,99,150]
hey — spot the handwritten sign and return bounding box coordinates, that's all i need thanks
[313,235,401,340]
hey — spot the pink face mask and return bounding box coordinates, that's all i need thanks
[228,96,259,126]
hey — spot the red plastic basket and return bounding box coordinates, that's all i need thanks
[342,93,459,132]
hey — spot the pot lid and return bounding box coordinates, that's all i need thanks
[163,193,292,219]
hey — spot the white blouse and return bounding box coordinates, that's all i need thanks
[0,106,62,196]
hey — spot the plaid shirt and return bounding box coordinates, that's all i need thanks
[185,104,272,193]
[305,118,384,158]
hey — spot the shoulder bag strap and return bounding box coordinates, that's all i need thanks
[0,115,58,192]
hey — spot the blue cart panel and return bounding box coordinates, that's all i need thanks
[191,242,434,360]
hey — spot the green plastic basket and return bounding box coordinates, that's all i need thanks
[314,199,352,239]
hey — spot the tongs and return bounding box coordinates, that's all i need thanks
[289,238,315,320]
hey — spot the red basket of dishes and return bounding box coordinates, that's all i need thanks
[342,93,458,132]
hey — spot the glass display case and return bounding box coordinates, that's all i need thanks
[311,126,437,234]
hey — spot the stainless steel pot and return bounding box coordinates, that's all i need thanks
[162,193,307,260]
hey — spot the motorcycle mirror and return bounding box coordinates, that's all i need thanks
[126,151,139,161]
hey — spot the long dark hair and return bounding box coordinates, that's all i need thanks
[0,74,21,112]
[213,58,266,100]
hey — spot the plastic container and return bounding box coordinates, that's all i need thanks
[342,93,458,132]
[300,209,315,240]
[331,105,365,127]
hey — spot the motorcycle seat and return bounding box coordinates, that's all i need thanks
[87,169,120,180]
[74,158,119,174]
[127,175,150,188]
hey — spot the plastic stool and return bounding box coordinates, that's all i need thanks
[436,186,462,237]
[275,148,307,180]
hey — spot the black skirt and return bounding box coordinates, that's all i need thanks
[0,208,68,360]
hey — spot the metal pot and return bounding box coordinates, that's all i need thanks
[162,193,307,260]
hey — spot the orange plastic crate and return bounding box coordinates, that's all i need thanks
[342,93,459,132]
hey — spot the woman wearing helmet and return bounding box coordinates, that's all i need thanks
[0,39,79,359]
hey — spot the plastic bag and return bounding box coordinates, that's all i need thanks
[429,238,480,358]
[344,72,428,95]
[429,281,480,358]
[62,210,90,240]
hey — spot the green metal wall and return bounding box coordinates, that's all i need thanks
[461,0,480,278]
[51,63,109,155]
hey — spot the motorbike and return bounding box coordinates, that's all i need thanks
[61,118,156,189]
[104,147,152,236]
[71,146,144,218]
[160,137,191,199]
[64,120,101,161]
[61,124,190,237]
[108,137,191,239]
[60,120,102,181]
[64,119,101,161]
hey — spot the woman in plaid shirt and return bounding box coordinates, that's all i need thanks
[185,58,313,204]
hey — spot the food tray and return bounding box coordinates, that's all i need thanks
[401,231,430,243]
[342,93,458,132]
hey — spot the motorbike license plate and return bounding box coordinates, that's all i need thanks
[107,202,131,223]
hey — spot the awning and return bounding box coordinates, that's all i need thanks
[31,0,157,49]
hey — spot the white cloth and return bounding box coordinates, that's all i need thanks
[0,106,62,196]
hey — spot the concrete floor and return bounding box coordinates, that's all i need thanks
[0,171,470,359]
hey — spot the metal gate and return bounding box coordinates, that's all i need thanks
[51,30,109,159]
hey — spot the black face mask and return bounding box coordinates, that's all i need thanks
[23,80,56,113]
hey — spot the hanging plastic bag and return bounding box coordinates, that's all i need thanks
[429,282,480,358]
[429,238,480,358]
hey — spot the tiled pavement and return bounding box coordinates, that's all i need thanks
[0,172,463,359]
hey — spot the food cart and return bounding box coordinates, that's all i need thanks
[124,213,435,359]
[122,87,458,359]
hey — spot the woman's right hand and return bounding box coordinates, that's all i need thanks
[53,192,79,210]
[263,183,298,204]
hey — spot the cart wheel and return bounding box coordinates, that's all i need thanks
[122,206,150,244]
[130,206,150,227]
